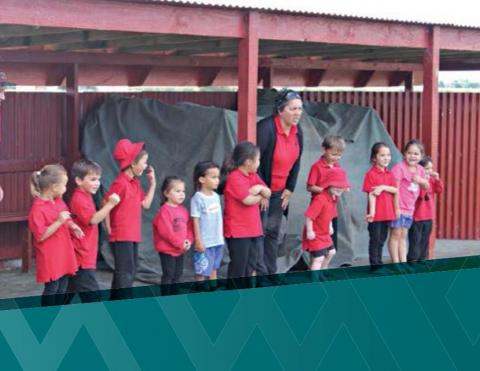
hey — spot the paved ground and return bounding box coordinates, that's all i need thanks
[0,239,479,300]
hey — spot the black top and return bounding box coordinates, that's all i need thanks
[257,115,304,193]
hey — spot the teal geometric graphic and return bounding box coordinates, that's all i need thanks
[187,289,241,344]
[58,326,109,371]
[272,283,328,344]
[231,327,283,371]
[0,331,22,371]
[20,305,61,343]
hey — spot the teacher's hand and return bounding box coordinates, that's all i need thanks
[280,189,292,210]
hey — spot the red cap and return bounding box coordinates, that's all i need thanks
[320,167,350,189]
[113,139,145,170]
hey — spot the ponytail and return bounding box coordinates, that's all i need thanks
[30,164,67,197]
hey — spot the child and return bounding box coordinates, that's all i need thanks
[153,176,193,293]
[362,143,400,267]
[303,167,350,271]
[28,164,83,306]
[191,161,224,284]
[408,156,444,262]
[307,135,346,249]
[67,159,121,303]
[104,138,156,299]
[388,139,429,263]
[223,141,271,280]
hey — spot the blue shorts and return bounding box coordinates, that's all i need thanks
[193,245,224,277]
[389,214,413,229]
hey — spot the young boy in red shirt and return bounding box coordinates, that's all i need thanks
[104,139,156,300]
[68,159,120,303]
[303,167,350,272]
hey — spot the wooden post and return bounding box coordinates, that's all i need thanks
[422,26,440,258]
[65,63,80,164]
[237,11,259,143]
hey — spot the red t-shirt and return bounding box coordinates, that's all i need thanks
[362,165,397,222]
[105,172,145,242]
[28,197,78,283]
[223,169,265,238]
[69,188,98,269]
[270,116,300,192]
[413,177,444,221]
[307,157,341,215]
[302,192,336,251]
[153,204,193,257]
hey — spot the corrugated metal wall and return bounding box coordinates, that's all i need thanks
[0,90,477,262]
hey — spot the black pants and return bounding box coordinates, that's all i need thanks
[159,252,184,285]
[42,275,69,307]
[110,242,138,300]
[408,220,433,262]
[227,237,260,278]
[260,192,284,275]
[65,268,101,304]
[368,221,389,266]
[331,217,338,249]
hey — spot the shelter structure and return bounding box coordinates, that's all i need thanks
[1,0,480,268]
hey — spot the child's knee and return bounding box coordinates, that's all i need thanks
[328,249,336,258]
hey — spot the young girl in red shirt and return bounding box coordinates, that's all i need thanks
[28,164,84,306]
[153,176,193,294]
[223,141,271,281]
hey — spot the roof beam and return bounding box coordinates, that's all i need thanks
[197,67,221,86]
[0,50,425,71]
[0,0,245,38]
[305,69,326,87]
[354,70,375,87]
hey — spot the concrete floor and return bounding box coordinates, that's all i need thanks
[0,239,478,300]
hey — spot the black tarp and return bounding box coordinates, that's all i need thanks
[81,91,401,283]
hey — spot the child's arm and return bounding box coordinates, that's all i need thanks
[431,172,444,193]
[39,211,70,242]
[305,217,316,240]
[372,185,398,195]
[142,166,157,209]
[192,217,205,252]
[307,185,324,194]
[393,190,401,219]
[90,193,120,225]
[249,184,271,199]
[366,193,376,222]
[242,194,263,206]
[413,174,430,190]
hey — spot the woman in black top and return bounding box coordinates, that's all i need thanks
[257,89,304,275]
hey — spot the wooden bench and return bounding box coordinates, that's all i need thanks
[0,214,33,272]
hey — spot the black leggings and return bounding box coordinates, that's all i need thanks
[42,275,69,307]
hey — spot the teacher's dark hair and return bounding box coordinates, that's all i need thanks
[274,89,302,115]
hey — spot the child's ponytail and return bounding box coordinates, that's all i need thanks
[30,164,67,197]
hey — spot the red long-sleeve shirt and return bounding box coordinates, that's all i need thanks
[413,176,443,221]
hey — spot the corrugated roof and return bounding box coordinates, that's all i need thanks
[153,0,480,29]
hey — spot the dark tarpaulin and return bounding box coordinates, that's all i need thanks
[81,92,401,283]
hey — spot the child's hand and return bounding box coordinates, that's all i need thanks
[249,185,263,196]
[306,230,316,240]
[371,186,383,196]
[260,197,269,211]
[183,240,191,251]
[431,171,440,180]
[395,208,401,219]
[107,193,121,206]
[57,211,71,223]
[195,240,205,252]
[366,213,374,223]
[146,166,156,183]
[412,174,422,184]
[69,223,85,239]
[329,223,334,235]
[260,186,272,200]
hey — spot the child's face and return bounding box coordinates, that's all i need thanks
[131,154,148,177]
[76,171,101,194]
[423,161,433,175]
[199,167,220,191]
[404,145,422,167]
[373,146,391,168]
[324,147,344,165]
[52,174,68,198]
[245,153,260,173]
[164,181,186,205]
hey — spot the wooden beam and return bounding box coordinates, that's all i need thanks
[197,67,221,86]
[237,12,259,143]
[126,65,151,86]
[256,13,429,48]
[46,64,67,85]
[0,0,245,38]
[305,69,326,87]
[65,64,80,162]
[440,27,480,52]
[354,70,375,87]
[421,26,440,258]
[0,50,424,71]
[258,67,273,89]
